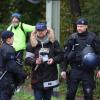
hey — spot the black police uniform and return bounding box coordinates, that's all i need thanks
[0,49,3,68]
[0,43,26,100]
[61,30,100,100]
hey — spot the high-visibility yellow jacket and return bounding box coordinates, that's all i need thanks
[7,22,35,51]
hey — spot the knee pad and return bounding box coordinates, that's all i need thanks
[84,88,93,100]
[85,88,92,94]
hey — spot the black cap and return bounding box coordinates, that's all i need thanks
[76,18,88,25]
[1,31,14,41]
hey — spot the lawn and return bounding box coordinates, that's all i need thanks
[12,85,59,100]
[12,89,58,100]
[12,71,100,100]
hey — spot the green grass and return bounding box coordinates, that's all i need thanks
[12,70,100,100]
[12,87,34,100]
[12,87,58,100]
[12,91,58,100]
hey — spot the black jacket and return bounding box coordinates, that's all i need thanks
[0,49,3,68]
[61,31,100,71]
[0,43,26,89]
[25,40,63,89]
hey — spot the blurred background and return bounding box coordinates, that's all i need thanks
[0,0,100,100]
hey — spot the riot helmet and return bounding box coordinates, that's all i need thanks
[81,45,97,70]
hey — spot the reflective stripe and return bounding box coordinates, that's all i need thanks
[0,71,7,80]
[25,52,35,58]
[43,80,59,88]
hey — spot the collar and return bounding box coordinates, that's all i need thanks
[77,31,88,37]
[37,34,49,45]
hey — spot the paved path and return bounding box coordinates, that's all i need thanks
[75,97,84,100]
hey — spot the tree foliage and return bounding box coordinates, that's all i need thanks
[0,0,100,97]
[81,0,100,34]
[0,0,45,24]
[60,0,100,45]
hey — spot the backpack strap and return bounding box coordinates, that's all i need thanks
[20,23,29,43]
[9,25,12,31]
[20,23,26,37]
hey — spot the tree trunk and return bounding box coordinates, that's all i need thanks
[69,0,81,31]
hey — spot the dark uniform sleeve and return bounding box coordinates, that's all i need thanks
[0,49,3,67]
[6,60,27,86]
[52,40,63,64]
[60,35,75,71]
[1,44,26,86]
[25,43,36,67]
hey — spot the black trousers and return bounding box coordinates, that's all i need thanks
[66,68,95,100]
[34,88,53,100]
[0,88,14,100]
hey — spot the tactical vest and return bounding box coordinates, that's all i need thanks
[68,32,95,64]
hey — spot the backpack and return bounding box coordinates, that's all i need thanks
[9,23,30,43]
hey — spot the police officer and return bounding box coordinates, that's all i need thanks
[0,31,26,100]
[25,22,63,100]
[61,18,100,100]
